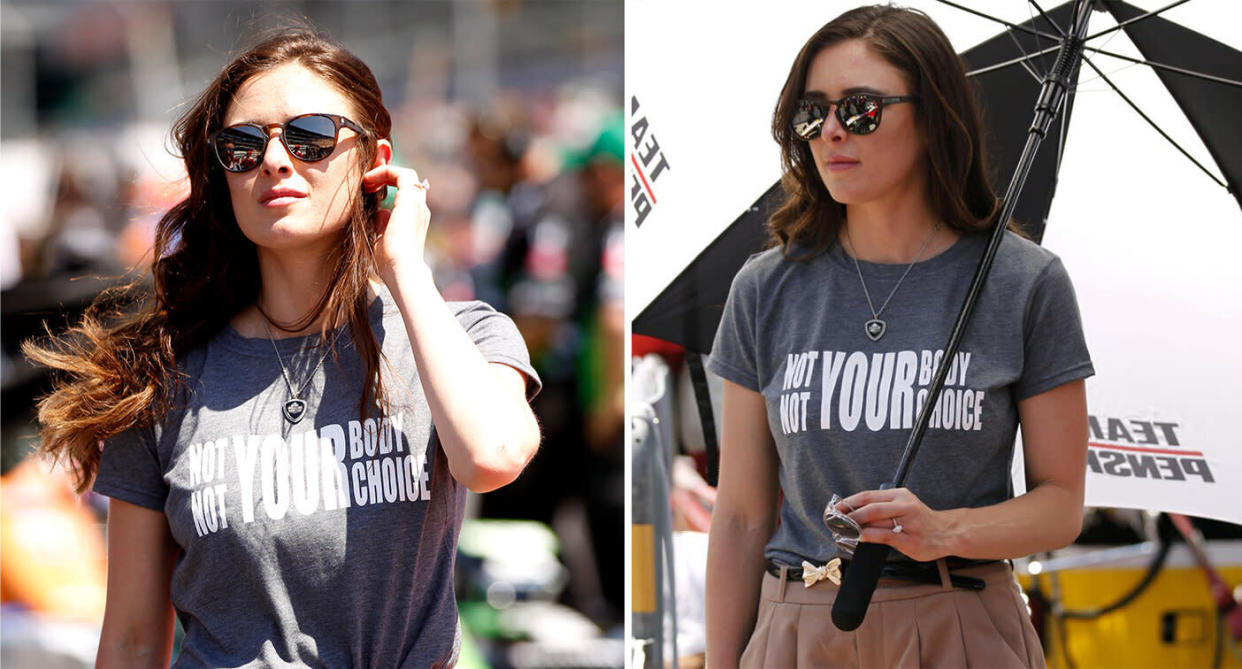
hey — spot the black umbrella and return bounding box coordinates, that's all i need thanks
[633,0,1242,354]
[630,0,1242,630]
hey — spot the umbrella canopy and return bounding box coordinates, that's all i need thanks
[627,0,1242,525]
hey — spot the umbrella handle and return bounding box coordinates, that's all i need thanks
[831,542,891,631]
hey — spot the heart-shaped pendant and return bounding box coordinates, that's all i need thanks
[865,319,886,342]
[283,398,307,424]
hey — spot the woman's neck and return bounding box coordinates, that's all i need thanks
[230,247,381,340]
[840,199,958,264]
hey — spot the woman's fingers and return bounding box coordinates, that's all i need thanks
[847,500,907,528]
[838,487,904,513]
[362,164,429,226]
[375,208,392,235]
[362,164,426,197]
[362,164,404,190]
[858,527,904,546]
[836,487,950,561]
[365,163,432,281]
[361,166,391,192]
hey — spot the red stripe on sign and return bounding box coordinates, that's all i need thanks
[631,153,657,205]
[1089,442,1203,457]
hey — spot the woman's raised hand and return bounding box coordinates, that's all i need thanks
[361,164,431,285]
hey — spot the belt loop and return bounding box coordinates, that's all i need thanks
[936,558,952,591]
[778,565,789,602]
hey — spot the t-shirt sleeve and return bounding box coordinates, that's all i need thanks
[1014,256,1095,400]
[93,424,168,511]
[707,258,761,391]
[452,301,542,400]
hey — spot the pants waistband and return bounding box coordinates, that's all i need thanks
[765,556,999,591]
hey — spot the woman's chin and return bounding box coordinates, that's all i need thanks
[240,222,340,251]
[239,215,345,246]
[822,186,864,206]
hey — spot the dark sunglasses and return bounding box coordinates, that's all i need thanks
[823,493,861,557]
[210,113,366,172]
[792,93,919,140]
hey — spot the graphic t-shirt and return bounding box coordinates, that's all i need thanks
[94,287,540,669]
[708,231,1094,566]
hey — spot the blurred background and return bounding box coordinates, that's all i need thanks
[0,1,623,667]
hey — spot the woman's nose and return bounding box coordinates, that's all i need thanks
[818,105,848,143]
[261,127,294,175]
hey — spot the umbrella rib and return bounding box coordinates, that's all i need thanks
[1025,0,1066,37]
[966,44,1062,78]
[1019,0,1063,81]
[1084,0,1192,42]
[934,0,1062,41]
[1005,29,1047,83]
[1079,54,1228,190]
[1082,45,1242,88]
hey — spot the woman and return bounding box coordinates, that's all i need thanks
[24,29,541,668]
[704,6,1093,668]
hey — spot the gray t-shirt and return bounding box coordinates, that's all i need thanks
[708,231,1093,566]
[94,287,540,668]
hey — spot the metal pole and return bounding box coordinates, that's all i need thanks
[631,414,662,668]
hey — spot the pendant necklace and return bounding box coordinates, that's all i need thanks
[845,222,941,342]
[260,314,331,424]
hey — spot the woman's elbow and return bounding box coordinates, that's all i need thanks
[1043,487,1085,550]
[1055,505,1085,549]
[454,422,541,493]
[97,626,173,669]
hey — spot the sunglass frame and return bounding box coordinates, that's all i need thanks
[210,113,367,172]
[793,93,919,140]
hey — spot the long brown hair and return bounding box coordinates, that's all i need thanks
[769,5,1016,258]
[22,28,395,492]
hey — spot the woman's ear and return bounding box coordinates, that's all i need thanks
[373,139,394,168]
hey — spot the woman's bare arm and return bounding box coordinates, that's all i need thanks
[363,162,541,494]
[385,265,541,493]
[842,379,1089,561]
[97,499,180,669]
[943,378,1088,556]
[705,380,781,669]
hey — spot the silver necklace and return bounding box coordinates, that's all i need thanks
[260,316,330,424]
[844,222,941,342]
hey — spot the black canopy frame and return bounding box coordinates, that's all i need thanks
[634,0,1242,355]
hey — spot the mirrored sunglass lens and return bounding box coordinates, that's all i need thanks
[216,125,267,171]
[839,95,881,134]
[284,115,338,161]
[792,101,824,140]
[825,512,861,538]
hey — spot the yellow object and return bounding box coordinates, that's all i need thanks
[632,523,657,613]
[1018,543,1242,669]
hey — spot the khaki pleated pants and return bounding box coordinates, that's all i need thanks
[739,561,1045,668]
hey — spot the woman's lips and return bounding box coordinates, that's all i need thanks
[827,161,859,172]
[259,188,307,207]
[261,195,305,207]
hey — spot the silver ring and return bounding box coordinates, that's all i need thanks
[892,518,903,534]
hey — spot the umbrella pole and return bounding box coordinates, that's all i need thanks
[831,0,1098,632]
